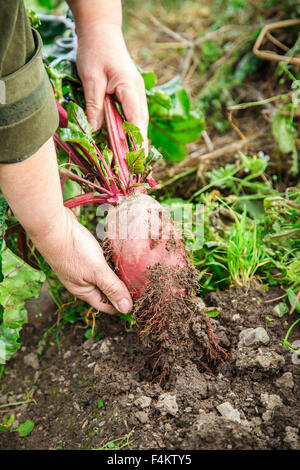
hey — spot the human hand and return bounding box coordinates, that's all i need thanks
[76,22,149,152]
[31,207,133,315]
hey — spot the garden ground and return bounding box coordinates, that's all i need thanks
[0,0,299,450]
[0,281,299,450]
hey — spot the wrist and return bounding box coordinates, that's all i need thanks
[67,0,122,36]
[27,206,69,254]
[76,22,123,41]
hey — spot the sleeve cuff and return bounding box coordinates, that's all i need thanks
[0,29,59,163]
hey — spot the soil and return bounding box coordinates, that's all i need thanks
[0,282,299,450]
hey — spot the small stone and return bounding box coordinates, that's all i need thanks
[239,327,269,347]
[63,350,72,360]
[156,393,178,416]
[99,339,112,354]
[128,394,134,400]
[260,393,283,410]
[134,396,152,409]
[82,419,89,429]
[87,361,96,369]
[232,314,240,322]
[93,363,101,376]
[195,297,206,311]
[254,327,270,345]
[82,338,94,350]
[216,402,241,423]
[23,352,39,370]
[262,410,273,422]
[239,328,256,346]
[275,372,294,389]
[0,395,7,405]
[255,350,285,371]
[165,423,172,432]
[135,411,149,424]
[284,426,299,450]
[73,402,81,412]
[33,371,40,383]
[11,419,19,430]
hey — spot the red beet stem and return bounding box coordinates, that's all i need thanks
[104,95,130,190]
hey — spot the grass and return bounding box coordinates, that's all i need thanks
[159,150,300,346]
[226,206,269,287]
[94,431,134,450]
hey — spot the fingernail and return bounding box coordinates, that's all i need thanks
[117,298,132,314]
[90,120,99,132]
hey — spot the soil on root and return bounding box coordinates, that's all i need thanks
[133,263,228,382]
[0,283,299,450]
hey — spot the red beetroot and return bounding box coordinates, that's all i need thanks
[106,192,188,298]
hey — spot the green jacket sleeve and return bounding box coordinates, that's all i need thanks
[0,0,59,163]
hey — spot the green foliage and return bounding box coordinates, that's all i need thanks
[123,122,144,149]
[0,413,34,437]
[171,153,300,301]
[0,247,45,363]
[273,302,289,317]
[206,307,222,318]
[262,189,300,287]
[16,420,35,437]
[26,9,41,29]
[272,109,298,176]
[97,400,104,409]
[123,122,146,174]
[126,149,145,174]
[24,0,66,14]
[144,75,205,161]
[94,432,134,450]
[234,52,261,84]
[226,207,268,286]
[0,195,8,283]
[0,197,46,364]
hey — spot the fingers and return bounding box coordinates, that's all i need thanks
[79,286,119,315]
[94,259,133,314]
[115,75,149,155]
[81,73,108,132]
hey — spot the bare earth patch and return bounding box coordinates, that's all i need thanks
[0,283,299,450]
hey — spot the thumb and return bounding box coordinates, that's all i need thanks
[82,74,108,132]
[96,260,133,314]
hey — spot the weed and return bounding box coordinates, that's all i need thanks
[94,431,134,450]
[226,207,269,286]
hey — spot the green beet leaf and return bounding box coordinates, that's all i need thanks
[16,420,35,438]
[0,247,45,330]
[126,149,145,174]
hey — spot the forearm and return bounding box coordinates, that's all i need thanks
[0,138,66,245]
[66,0,122,33]
[0,138,132,313]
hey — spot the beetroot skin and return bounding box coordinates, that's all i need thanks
[106,192,188,298]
